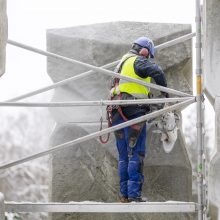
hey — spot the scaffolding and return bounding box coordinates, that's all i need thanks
[0,0,206,219]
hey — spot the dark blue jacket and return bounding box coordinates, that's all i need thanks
[132,53,167,88]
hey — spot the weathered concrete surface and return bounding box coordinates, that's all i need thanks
[204,0,220,106]
[0,0,7,76]
[204,0,220,219]
[47,22,194,220]
[209,97,220,220]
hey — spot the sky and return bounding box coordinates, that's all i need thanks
[0,0,196,101]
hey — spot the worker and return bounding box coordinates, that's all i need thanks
[110,37,168,203]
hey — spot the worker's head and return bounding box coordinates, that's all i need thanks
[132,37,155,58]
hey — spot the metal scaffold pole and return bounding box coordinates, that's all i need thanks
[6,32,195,102]
[5,32,195,103]
[0,97,192,107]
[7,40,189,97]
[0,98,195,170]
[195,0,205,219]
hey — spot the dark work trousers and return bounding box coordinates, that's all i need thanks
[112,110,147,199]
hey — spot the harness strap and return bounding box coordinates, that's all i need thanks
[117,106,141,131]
[114,54,142,132]
[99,105,113,144]
[116,93,142,131]
[99,53,139,144]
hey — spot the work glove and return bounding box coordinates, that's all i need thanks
[159,92,169,98]
[150,103,164,112]
[148,92,153,99]
[110,86,120,97]
[150,92,169,112]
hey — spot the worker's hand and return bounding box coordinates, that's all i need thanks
[160,92,169,98]
[148,92,153,99]
[150,92,168,111]
[110,86,120,97]
[150,103,164,112]
[110,87,115,97]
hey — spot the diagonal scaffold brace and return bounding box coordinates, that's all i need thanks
[0,98,195,170]
[6,32,195,102]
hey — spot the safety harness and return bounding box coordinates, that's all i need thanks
[99,54,142,144]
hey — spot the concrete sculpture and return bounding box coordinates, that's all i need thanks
[0,0,7,76]
[204,0,220,218]
[47,21,193,220]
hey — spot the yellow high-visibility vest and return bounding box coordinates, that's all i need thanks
[119,55,151,98]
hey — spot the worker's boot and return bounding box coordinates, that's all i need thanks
[119,196,129,203]
[128,197,148,202]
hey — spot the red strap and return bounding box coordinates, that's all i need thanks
[99,103,113,144]
[116,92,141,131]
[117,106,141,131]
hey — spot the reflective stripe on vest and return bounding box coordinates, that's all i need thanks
[119,56,151,99]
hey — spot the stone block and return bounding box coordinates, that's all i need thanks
[47,22,194,220]
[204,0,220,105]
[0,0,7,76]
[47,21,192,123]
